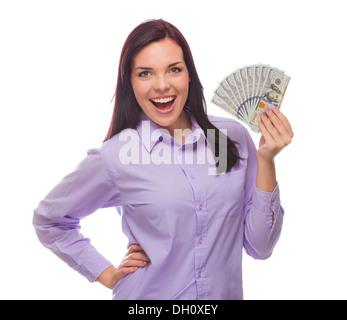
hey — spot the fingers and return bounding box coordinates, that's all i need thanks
[117,266,140,277]
[260,106,293,144]
[269,106,294,138]
[120,243,150,270]
[259,108,281,143]
[120,256,149,269]
[127,243,144,255]
[258,117,275,144]
[257,105,293,161]
[126,244,149,260]
[113,244,151,287]
[124,251,150,263]
[263,107,282,137]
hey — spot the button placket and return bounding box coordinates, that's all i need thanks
[179,144,208,299]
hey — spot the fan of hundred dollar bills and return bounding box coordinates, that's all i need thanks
[211,64,290,133]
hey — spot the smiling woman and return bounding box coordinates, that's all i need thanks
[130,38,190,137]
[104,19,241,171]
[33,18,291,300]
[137,61,183,113]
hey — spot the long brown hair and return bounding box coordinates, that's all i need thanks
[104,19,240,173]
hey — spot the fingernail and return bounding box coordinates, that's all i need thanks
[134,267,138,270]
[272,105,277,110]
[265,107,270,112]
[261,112,265,117]
[142,261,147,265]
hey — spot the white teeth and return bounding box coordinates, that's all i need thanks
[151,97,175,103]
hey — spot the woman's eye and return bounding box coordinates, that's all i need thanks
[169,67,182,74]
[138,71,151,78]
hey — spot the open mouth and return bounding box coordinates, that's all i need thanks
[150,96,176,110]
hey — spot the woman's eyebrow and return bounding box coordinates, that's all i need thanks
[134,61,183,70]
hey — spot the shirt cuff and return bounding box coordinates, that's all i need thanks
[252,183,283,214]
[78,252,113,283]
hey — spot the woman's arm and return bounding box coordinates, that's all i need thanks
[242,105,293,259]
[33,148,121,282]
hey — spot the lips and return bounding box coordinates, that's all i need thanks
[150,95,176,114]
[150,95,176,108]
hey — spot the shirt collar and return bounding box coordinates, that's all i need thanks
[136,110,206,154]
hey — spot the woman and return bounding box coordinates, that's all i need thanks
[33,19,293,300]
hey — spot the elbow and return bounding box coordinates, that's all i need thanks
[32,209,59,248]
[247,248,273,261]
[32,209,46,233]
[32,209,81,249]
[32,209,40,233]
[244,240,274,260]
[250,249,273,261]
[32,209,46,244]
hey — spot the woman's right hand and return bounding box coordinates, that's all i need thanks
[97,244,150,290]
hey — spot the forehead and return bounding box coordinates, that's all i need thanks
[132,38,184,68]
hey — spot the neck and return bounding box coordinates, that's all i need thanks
[163,111,192,145]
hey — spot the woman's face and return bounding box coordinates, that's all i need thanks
[131,38,190,134]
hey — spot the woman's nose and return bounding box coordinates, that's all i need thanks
[154,75,170,92]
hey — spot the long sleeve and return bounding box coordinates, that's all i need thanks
[33,147,121,282]
[242,127,284,260]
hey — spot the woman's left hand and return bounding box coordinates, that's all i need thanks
[257,105,294,162]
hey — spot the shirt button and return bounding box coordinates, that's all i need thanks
[198,271,201,278]
[158,136,163,142]
[199,238,203,244]
[198,204,203,211]
[190,174,195,179]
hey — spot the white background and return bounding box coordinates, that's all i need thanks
[1,0,346,300]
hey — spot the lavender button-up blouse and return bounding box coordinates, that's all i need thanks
[33,111,284,300]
